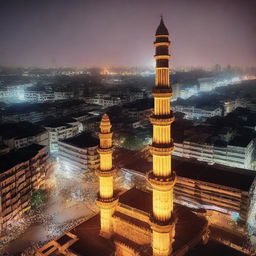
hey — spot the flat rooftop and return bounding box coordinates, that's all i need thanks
[65,215,114,256]
[114,148,152,173]
[172,157,256,191]
[119,187,152,213]
[115,148,256,191]
[0,144,45,173]
[41,117,78,128]
[0,121,46,139]
[229,135,254,147]
[60,132,99,148]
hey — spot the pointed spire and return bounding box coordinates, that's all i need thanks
[102,113,110,122]
[155,16,169,36]
[100,113,111,133]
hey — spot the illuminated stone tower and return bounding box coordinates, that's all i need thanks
[96,114,118,238]
[148,17,176,256]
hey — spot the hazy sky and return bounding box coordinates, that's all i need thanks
[0,0,255,67]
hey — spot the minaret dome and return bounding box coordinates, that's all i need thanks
[155,16,169,36]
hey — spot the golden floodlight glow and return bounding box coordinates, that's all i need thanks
[148,17,177,256]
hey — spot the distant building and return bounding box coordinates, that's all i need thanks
[58,132,99,173]
[123,99,153,122]
[215,107,256,131]
[43,118,83,153]
[24,90,55,102]
[24,90,74,102]
[84,88,148,108]
[129,88,147,102]
[54,91,74,101]
[0,144,51,233]
[172,105,222,120]
[1,100,93,123]
[85,95,122,107]
[172,82,181,99]
[223,99,247,116]
[71,112,93,122]
[174,136,255,169]
[245,101,256,113]
[173,126,256,169]
[24,83,74,103]
[82,116,102,132]
[2,107,52,123]
[0,122,48,150]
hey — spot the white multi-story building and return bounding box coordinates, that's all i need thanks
[24,90,74,102]
[173,136,256,170]
[43,118,83,153]
[58,132,99,173]
[172,105,222,120]
[24,91,54,102]
[85,96,122,107]
[54,91,74,101]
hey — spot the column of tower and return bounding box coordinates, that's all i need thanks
[96,114,118,238]
[148,17,176,256]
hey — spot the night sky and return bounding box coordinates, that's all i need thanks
[0,0,255,67]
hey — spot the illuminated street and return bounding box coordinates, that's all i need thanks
[0,162,99,256]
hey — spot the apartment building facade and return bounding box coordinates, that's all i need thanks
[173,137,255,170]
[44,119,83,153]
[0,144,51,233]
[58,132,99,173]
[172,105,222,120]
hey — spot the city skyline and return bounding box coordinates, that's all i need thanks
[0,0,255,67]
[0,6,255,255]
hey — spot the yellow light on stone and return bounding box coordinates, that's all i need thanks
[148,17,176,256]
[96,114,118,238]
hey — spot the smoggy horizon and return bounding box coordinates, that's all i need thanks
[0,0,255,68]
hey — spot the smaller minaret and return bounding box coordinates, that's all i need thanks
[96,114,118,238]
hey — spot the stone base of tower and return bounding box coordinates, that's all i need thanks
[150,214,177,256]
[96,197,118,239]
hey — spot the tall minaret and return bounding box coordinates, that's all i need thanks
[148,17,176,256]
[96,114,118,238]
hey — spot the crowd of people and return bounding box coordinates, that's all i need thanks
[0,163,125,255]
[20,215,90,256]
[0,168,101,255]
